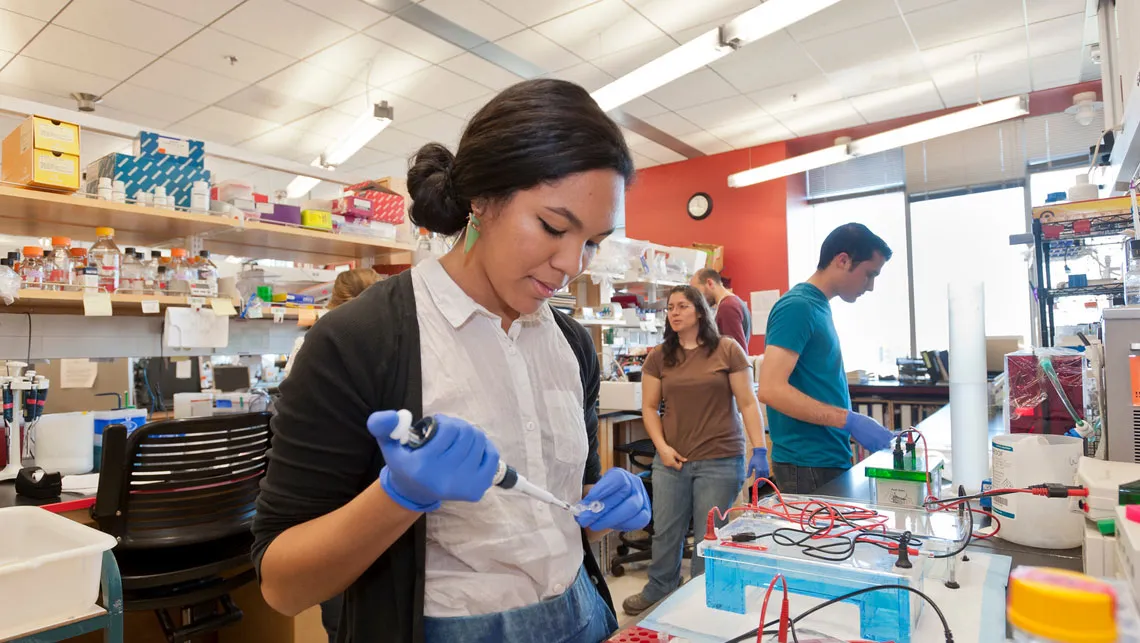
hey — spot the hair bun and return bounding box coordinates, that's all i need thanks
[408,143,468,236]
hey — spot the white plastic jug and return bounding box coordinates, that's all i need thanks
[991,434,1083,549]
[34,412,94,475]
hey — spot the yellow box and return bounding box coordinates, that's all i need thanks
[1,131,80,191]
[301,209,333,230]
[12,115,81,156]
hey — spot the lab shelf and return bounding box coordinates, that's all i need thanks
[1049,282,1125,299]
[0,185,413,265]
[6,289,239,315]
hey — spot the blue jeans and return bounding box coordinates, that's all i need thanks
[423,566,617,643]
[771,462,847,494]
[642,455,745,602]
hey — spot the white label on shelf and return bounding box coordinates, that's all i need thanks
[272,308,285,324]
[210,298,237,316]
[187,296,206,310]
[141,300,160,314]
[83,292,112,317]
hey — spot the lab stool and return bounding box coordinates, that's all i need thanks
[609,439,693,577]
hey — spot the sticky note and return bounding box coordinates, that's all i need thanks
[141,300,160,314]
[175,359,191,379]
[272,308,285,324]
[83,292,112,317]
[60,359,98,389]
[210,298,237,316]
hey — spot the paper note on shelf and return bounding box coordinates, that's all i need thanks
[175,359,191,379]
[141,300,160,314]
[272,308,285,324]
[749,290,780,335]
[60,358,98,389]
[83,292,112,317]
[187,296,206,310]
[297,309,317,326]
[164,307,229,349]
[210,298,237,316]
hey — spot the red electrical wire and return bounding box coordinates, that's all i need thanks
[757,574,789,643]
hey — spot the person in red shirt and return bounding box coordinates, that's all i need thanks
[691,269,751,352]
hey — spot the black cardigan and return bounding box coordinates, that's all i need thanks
[252,270,614,643]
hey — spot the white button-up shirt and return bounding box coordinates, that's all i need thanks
[413,258,588,617]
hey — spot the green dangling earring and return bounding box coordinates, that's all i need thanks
[463,212,481,253]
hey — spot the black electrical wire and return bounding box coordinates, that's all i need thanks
[930,495,974,559]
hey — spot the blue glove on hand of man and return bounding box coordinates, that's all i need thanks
[841,412,894,453]
[575,468,651,532]
[367,411,500,513]
[748,447,770,479]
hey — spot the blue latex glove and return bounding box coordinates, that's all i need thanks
[575,468,650,532]
[842,412,894,453]
[367,411,500,513]
[748,447,770,479]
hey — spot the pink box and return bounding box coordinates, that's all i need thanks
[332,196,373,220]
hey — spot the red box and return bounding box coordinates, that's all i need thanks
[1072,219,1092,235]
[1042,224,1064,240]
[332,196,374,220]
[253,192,268,204]
[347,180,406,225]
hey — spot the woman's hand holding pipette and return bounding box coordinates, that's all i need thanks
[574,468,650,532]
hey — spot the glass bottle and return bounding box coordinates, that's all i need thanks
[68,248,93,292]
[45,236,72,291]
[19,246,45,289]
[8,251,20,274]
[154,265,168,293]
[120,248,143,294]
[90,227,122,293]
[196,250,218,297]
[168,248,193,294]
[413,228,433,266]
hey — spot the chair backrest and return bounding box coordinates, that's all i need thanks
[93,412,272,549]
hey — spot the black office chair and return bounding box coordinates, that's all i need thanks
[609,438,693,577]
[92,412,272,643]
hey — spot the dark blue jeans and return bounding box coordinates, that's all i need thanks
[771,462,848,495]
[641,455,745,602]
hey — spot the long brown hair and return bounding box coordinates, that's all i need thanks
[661,285,720,368]
[328,268,380,309]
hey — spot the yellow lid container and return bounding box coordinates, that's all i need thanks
[95,227,114,237]
[1007,567,1116,643]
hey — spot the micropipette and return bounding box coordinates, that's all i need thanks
[389,411,604,515]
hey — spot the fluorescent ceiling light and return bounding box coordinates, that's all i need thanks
[286,175,322,199]
[284,101,395,199]
[848,95,1029,157]
[727,145,851,188]
[590,0,843,112]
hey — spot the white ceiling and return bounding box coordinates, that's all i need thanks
[0,0,1101,180]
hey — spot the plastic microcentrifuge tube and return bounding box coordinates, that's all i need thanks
[569,500,605,516]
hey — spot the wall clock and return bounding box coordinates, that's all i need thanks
[687,192,712,220]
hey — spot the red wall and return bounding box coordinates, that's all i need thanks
[625,142,788,354]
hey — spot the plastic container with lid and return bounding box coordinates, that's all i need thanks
[45,236,71,291]
[19,246,44,289]
[1008,567,1117,642]
[69,248,98,292]
[89,227,121,293]
[119,247,144,294]
[168,248,193,294]
[195,250,218,297]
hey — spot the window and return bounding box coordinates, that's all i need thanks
[911,187,1032,351]
[1029,167,1110,207]
[786,191,911,374]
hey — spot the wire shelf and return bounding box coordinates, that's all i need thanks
[1050,282,1124,299]
[1040,213,1133,242]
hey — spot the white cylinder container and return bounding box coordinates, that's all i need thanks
[34,412,95,475]
[948,280,988,493]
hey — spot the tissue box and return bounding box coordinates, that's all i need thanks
[301,209,332,230]
[133,131,204,168]
[85,152,210,207]
[260,203,301,225]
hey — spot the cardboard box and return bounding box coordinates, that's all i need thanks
[301,209,332,230]
[346,180,406,224]
[9,115,81,156]
[332,196,374,219]
[692,243,724,272]
[260,203,301,226]
[85,152,210,208]
[599,381,642,411]
[133,131,204,168]
[1,145,80,190]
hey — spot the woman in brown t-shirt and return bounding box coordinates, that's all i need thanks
[622,285,768,615]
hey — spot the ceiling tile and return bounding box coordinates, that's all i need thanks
[336,147,396,172]
[258,61,359,106]
[896,0,955,11]
[906,0,1025,50]
[849,80,944,123]
[54,0,199,55]
[919,26,1026,72]
[800,17,916,74]
[620,127,648,147]
[1028,13,1086,58]
[131,57,247,103]
[0,55,118,98]
[440,53,524,90]
[21,25,153,79]
[933,58,1032,107]
[678,130,733,155]
[334,89,436,124]
[0,8,43,52]
[1030,49,1083,91]
[0,0,66,21]
[365,127,432,157]
[748,76,845,115]
[165,28,296,83]
[171,106,280,145]
[444,92,495,119]
[308,33,431,86]
[788,0,900,42]
[383,65,499,109]
[591,35,675,77]
[393,111,467,146]
[676,95,765,130]
[217,86,324,124]
[366,17,464,63]
[213,0,353,58]
[620,96,668,119]
[643,111,701,138]
[421,0,524,41]
[286,0,388,29]
[711,31,820,94]
[624,0,757,36]
[543,62,613,92]
[1027,0,1084,23]
[534,0,664,61]
[647,68,739,111]
[775,101,866,137]
[242,121,327,159]
[630,139,685,165]
[99,82,209,124]
[365,157,412,181]
[483,0,599,27]
[493,29,581,72]
[291,109,359,140]
[0,49,13,68]
[631,152,659,169]
[708,114,794,149]
[132,0,242,24]
[825,54,931,97]
[0,84,75,114]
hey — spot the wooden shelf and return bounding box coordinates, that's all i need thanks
[7,289,237,315]
[0,185,413,265]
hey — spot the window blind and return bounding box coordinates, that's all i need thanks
[905,120,1027,196]
[806,148,904,200]
[1023,111,1105,166]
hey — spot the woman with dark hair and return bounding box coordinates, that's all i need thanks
[621,285,767,615]
[252,78,650,643]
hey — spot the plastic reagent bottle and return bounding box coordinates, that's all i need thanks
[46,236,72,291]
[120,247,143,294]
[90,227,122,293]
[168,248,193,294]
[19,246,45,289]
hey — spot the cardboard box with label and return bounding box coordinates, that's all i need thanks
[1,115,82,191]
[133,131,205,168]
[85,152,211,208]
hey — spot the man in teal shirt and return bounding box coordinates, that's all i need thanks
[757,223,895,493]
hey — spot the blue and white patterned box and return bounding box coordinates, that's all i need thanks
[132,131,205,168]
[85,152,211,208]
